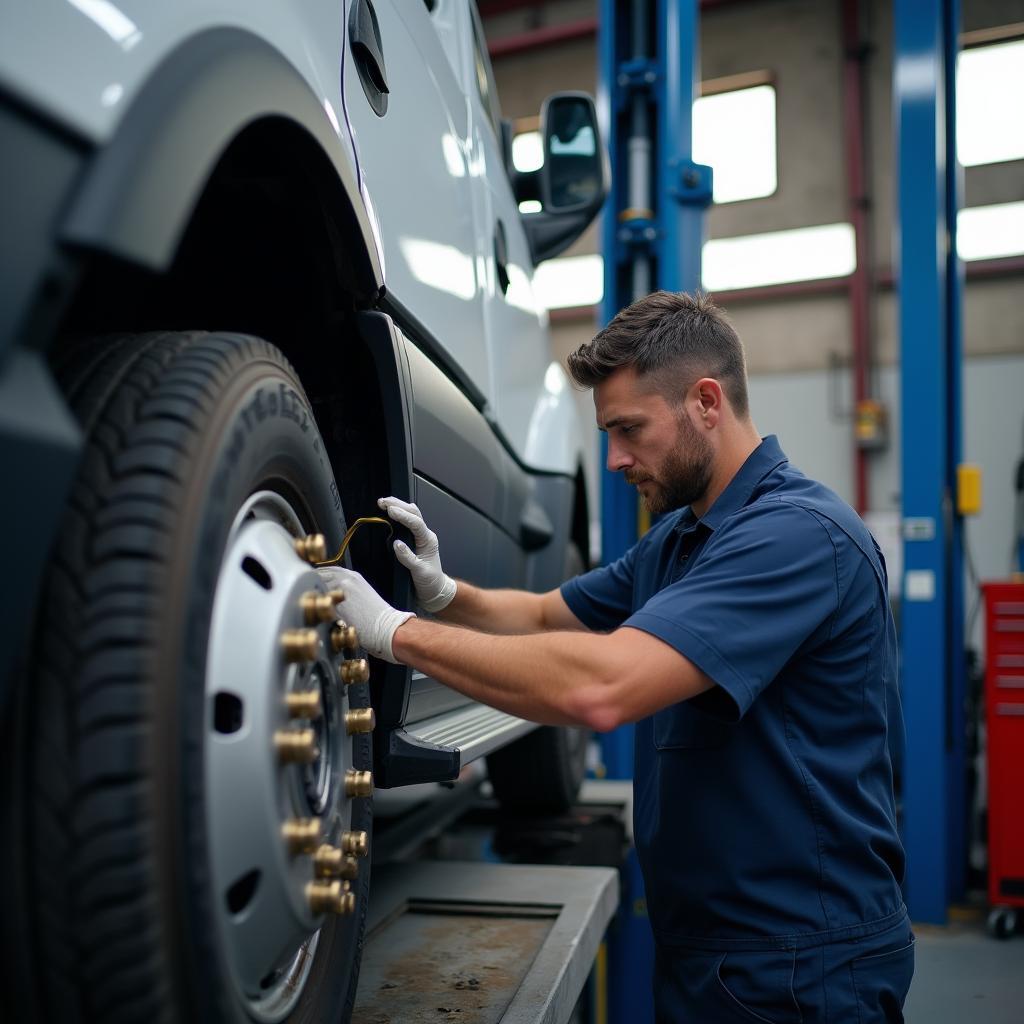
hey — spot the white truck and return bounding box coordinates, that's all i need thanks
[0,1,606,1021]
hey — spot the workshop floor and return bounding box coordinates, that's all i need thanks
[906,918,1024,1023]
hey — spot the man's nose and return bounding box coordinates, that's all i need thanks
[606,439,633,473]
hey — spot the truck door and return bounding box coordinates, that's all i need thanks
[342,0,489,401]
[464,5,552,465]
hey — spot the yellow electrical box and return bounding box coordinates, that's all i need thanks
[855,399,888,451]
[957,464,982,516]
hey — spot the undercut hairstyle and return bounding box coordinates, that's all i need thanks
[567,291,750,418]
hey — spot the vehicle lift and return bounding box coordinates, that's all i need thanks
[350,774,627,1024]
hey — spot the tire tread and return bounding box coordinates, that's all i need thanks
[28,332,298,1023]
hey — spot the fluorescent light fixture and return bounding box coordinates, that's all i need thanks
[702,223,856,291]
[957,40,1024,166]
[532,254,603,309]
[957,201,1024,261]
[693,85,777,204]
[518,200,542,214]
[513,131,544,173]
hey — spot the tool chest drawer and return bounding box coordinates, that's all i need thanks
[983,582,1024,909]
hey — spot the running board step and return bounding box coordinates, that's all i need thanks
[374,705,536,789]
[408,704,535,766]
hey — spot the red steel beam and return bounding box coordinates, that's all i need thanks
[488,17,598,59]
[485,0,758,59]
[481,0,755,14]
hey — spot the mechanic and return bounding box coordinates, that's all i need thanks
[321,291,914,1023]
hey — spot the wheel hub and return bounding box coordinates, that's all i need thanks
[203,492,370,1021]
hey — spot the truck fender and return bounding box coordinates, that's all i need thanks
[61,27,383,300]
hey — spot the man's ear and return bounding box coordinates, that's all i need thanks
[694,378,724,427]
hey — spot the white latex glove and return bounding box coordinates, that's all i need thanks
[317,566,414,664]
[377,496,458,613]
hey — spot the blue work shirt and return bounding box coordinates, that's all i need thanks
[561,436,906,950]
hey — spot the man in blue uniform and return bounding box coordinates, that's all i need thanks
[325,291,914,1022]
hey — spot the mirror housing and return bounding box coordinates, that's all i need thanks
[517,92,608,265]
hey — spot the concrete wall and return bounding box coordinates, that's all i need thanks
[483,0,1024,580]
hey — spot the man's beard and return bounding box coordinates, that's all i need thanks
[625,414,714,516]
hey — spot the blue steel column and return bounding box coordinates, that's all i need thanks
[597,0,710,782]
[597,0,641,781]
[597,4,709,1020]
[894,0,965,924]
[656,0,712,290]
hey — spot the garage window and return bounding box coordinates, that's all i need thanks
[957,38,1024,167]
[958,202,1024,261]
[693,81,777,204]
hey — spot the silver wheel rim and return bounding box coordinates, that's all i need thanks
[204,491,355,1021]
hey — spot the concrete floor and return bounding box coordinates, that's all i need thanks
[906,918,1023,1023]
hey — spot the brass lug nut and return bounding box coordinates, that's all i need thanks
[331,623,359,653]
[339,659,370,686]
[313,843,344,877]
[341,830,369,857]
[301,591,342,625]
[345,708,375,735]
[282,818,321,855]
[285,690,322,719]
[274,728,319,763]
[345,769,373,798]
[294,534,327,564]
[314,845,360,881]
[306,880,355,916]
[281,628,320,663]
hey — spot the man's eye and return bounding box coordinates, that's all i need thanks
[621,425,637,436]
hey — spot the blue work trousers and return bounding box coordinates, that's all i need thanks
[653,915,915,1023]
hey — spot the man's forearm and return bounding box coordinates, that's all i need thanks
[392,616,620,727]
[436,579,549,634]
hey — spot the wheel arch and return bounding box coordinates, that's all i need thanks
[61,26,382,301]
[52,29,406,568]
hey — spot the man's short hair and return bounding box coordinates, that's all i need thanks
[566,291,750,418]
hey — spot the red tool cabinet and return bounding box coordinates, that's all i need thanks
[983,581,1024,937]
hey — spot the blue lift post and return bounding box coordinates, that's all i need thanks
[894,0,966,924]
[596,0,712,776]
[597,0,711,1016]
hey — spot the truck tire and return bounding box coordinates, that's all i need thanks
[486,543,589,813]
[21,332,372,1023]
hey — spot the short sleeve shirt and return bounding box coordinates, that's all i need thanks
[561,436,907,949]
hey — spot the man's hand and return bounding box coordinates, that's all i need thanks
[317,566,415,664]
[377,496,457,613]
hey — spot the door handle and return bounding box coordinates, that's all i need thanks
[494,220,510,296]
[350,0,389,116]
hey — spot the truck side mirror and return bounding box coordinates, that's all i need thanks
[542,94,604,213]
[517,92,608,265]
